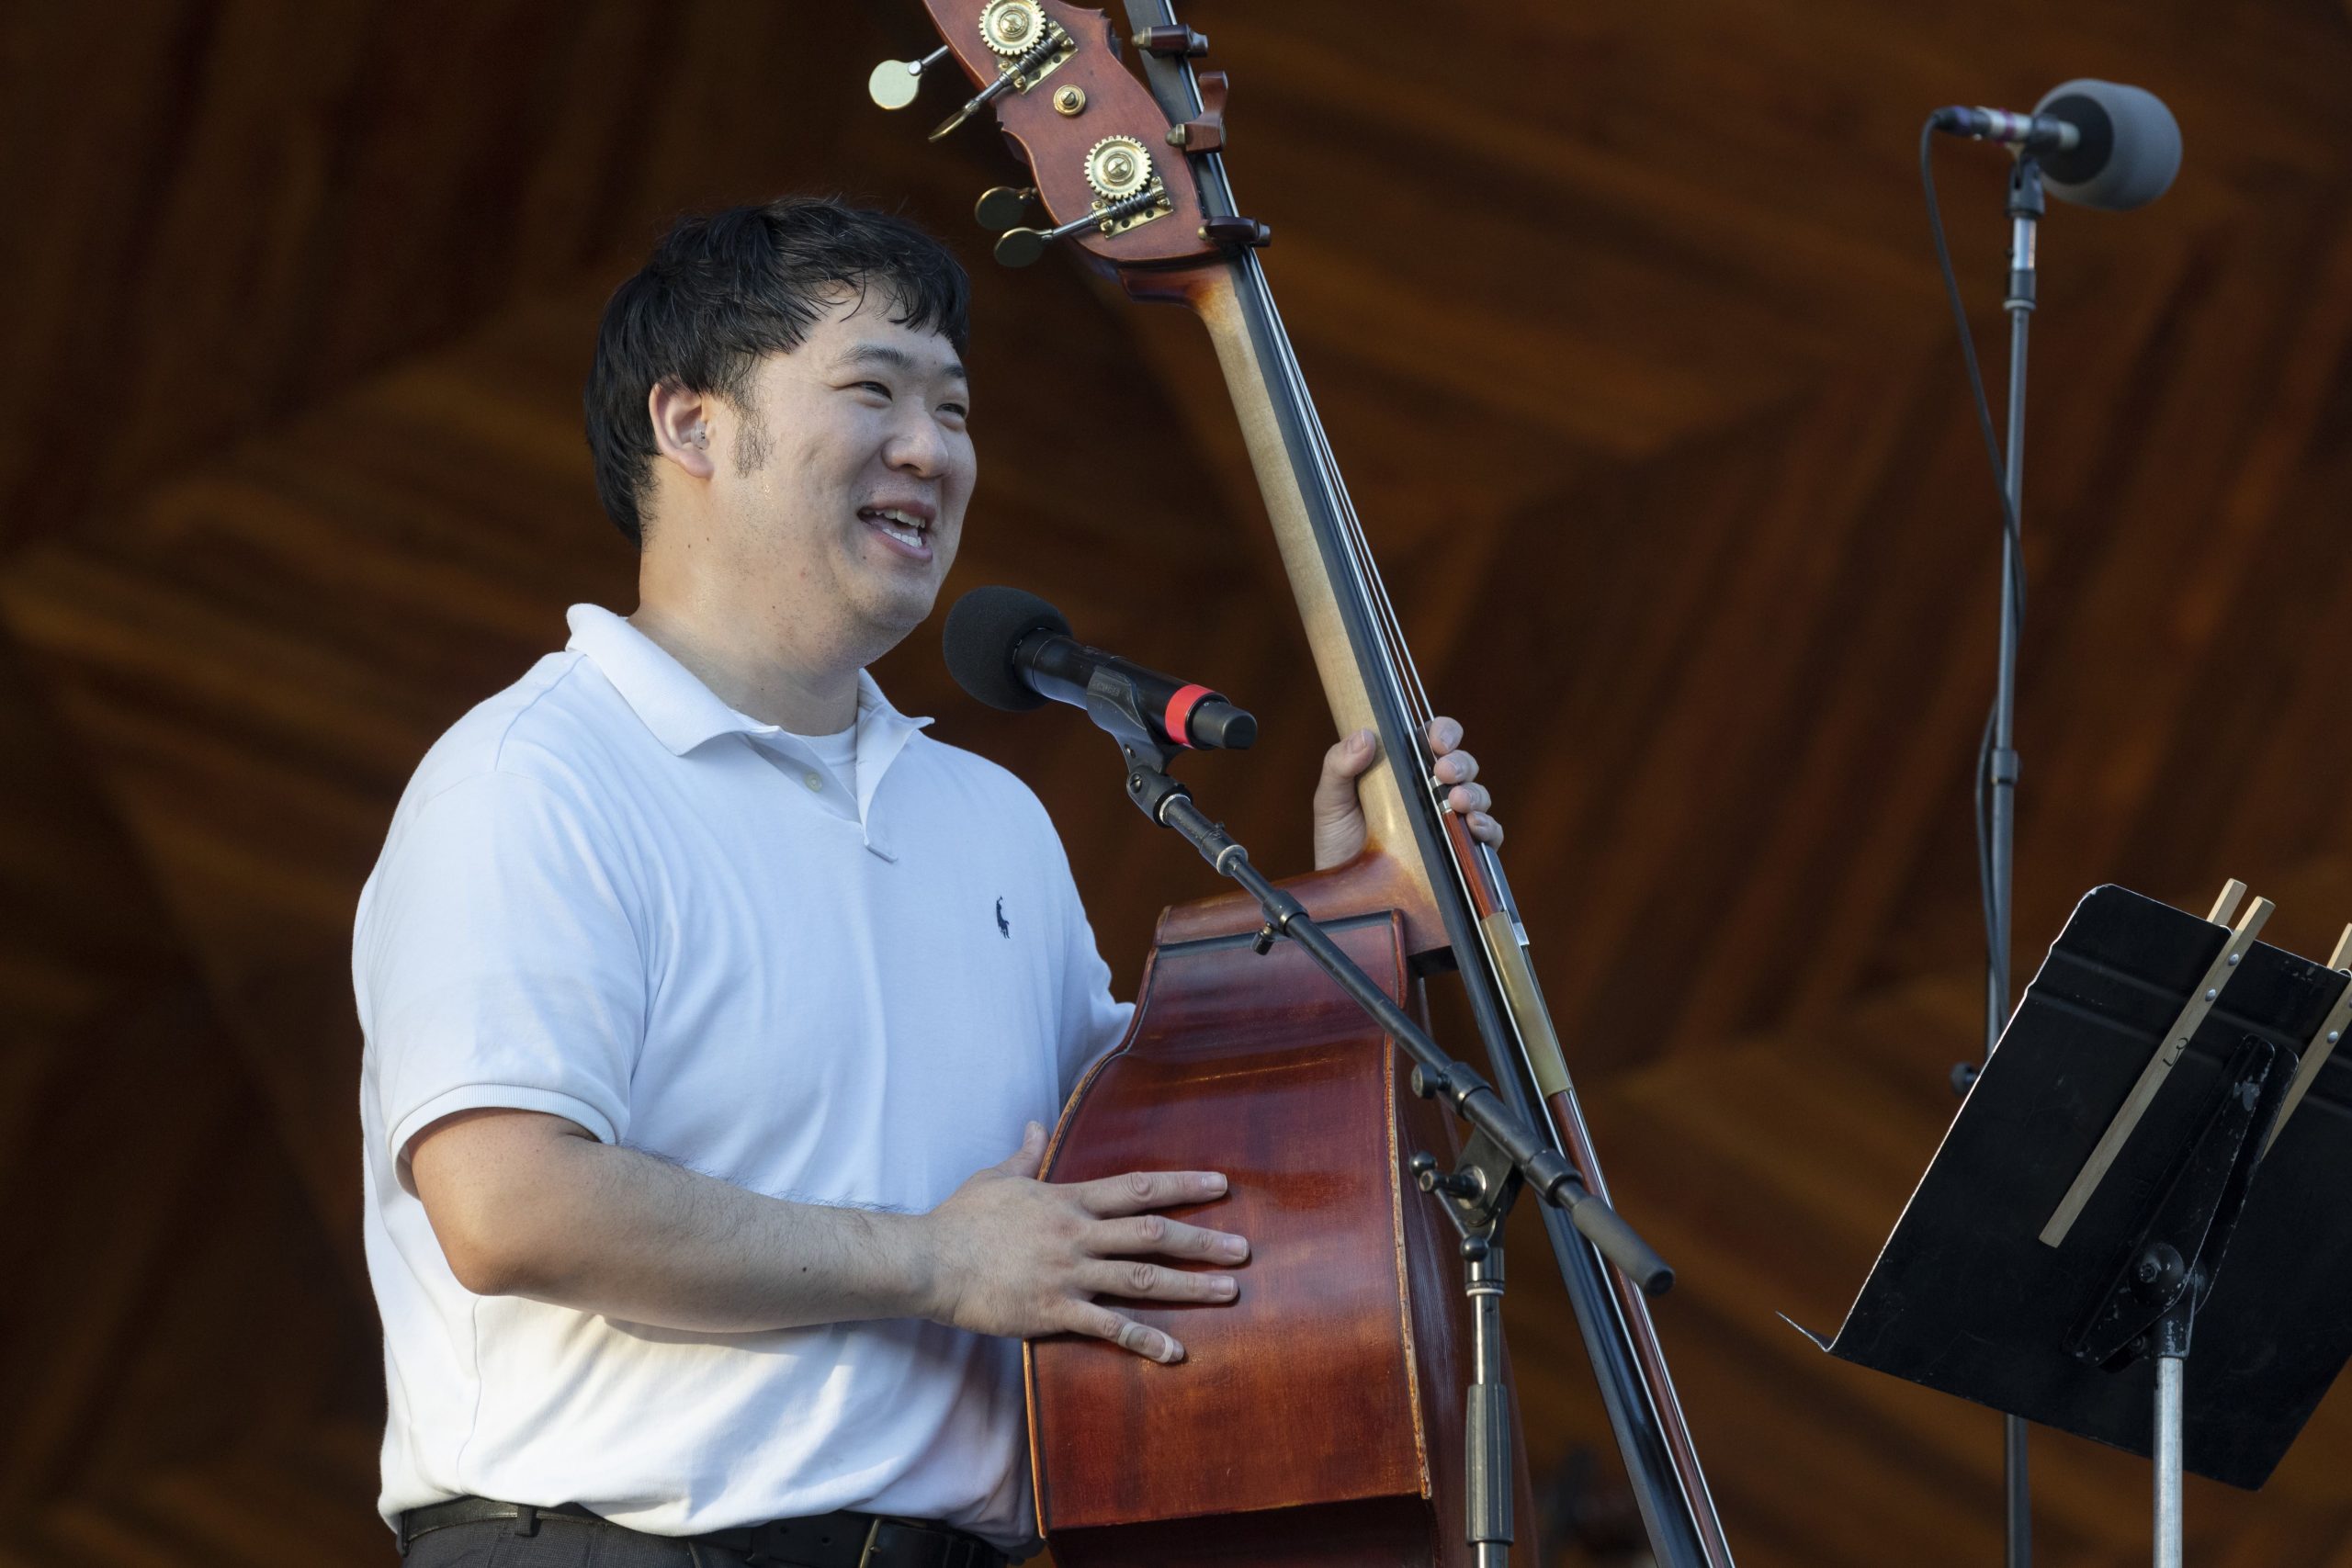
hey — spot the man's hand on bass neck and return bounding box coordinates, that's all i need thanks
[1312,716,1503,872]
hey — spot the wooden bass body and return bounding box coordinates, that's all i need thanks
[1028,863,1528,1566]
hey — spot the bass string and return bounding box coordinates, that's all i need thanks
[1234,254,1430,731]
[1236,248,1523,927]
[1233,245,1577,1120]
[1130,35,1714,1552]
[1155,52,1429,747]
[1216,186,1719,1560]
[1205,142,1563,1224]
[1238,249,1713,1535]
[1152,13,1430,758]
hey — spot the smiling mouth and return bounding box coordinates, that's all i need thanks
[859,506,932,552]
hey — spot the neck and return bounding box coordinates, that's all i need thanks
[628,593,863,737]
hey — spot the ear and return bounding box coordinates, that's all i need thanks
[648,381,717,481]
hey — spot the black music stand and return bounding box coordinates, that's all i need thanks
[1795,884,2352,1566]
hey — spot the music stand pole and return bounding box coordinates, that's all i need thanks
[2155,1345,2185,1568]
[1984,151,2044,1568]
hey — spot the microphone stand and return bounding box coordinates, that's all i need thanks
[1128,752,1674,1568]
[1069,666,1675,1567]
[1988,152,2043,1568]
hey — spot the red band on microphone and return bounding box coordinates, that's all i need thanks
[1162,683,1216,749]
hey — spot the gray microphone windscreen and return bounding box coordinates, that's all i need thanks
[2034,79,2182,211]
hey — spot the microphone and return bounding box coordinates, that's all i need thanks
[943,585,1258,751]
[1931,79,2182,210]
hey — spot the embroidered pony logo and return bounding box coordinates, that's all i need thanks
[995,897,1011,939]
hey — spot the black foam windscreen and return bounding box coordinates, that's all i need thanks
[942,585,1071,712]
[2035,79,2181,211]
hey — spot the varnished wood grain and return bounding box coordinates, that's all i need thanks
[1032,907,1517,1563]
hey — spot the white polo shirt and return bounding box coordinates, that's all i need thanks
[356,604,1132,1548]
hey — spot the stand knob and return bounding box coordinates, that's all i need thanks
[2133,1242,2188,1300]
[1408,1150,1481,1201]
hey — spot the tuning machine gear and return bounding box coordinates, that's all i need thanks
[867,45,953,110]
[979,0,1046,56]
[1084,136,1154,201]
[925,4,1077,141]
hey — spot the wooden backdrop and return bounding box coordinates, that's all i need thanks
[6,2,2352,1562]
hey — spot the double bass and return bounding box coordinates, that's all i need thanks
[876,6,1737,1563]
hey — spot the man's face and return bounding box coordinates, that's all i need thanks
[710,292,975,658]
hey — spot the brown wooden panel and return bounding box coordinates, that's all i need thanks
[8,2,2352,1562]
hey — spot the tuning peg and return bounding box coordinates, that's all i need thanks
[930,30,1065,140]
[931,88,995,141]
[991,226,1054,268]
[869,45,953,110]
[1200,214,1272,249]
[1134,25,1209,57]
[1166,69,1228,152]
[973,186,1036,232]
[993,186,1171,267]
[993,205,1110,267]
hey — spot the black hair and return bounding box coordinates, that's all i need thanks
[584,196,971,547]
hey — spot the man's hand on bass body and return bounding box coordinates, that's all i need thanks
[1312,716,1502,871]
[918,1121,1247,1364]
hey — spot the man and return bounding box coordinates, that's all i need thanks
[357,197,1501,1567]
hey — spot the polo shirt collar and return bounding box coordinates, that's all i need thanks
[563,604,932,767]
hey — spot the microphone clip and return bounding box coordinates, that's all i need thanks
[1079,663,1193,826]
[1120,738,1192,828]
[1061,652,1176,758]
[1930,105,2081,155]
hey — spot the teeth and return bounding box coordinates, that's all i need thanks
[865,508,927,548]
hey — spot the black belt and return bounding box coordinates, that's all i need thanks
[397,1495,1008,1568]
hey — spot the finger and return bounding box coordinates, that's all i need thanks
[1081,1259,1241,1304]
[1468,811,1504,846]
[1444,783,1492,818]
[1433,749,1479,786]
[1078,1168,1229,1217]
[1425,716,1464,754]
[1311,730,1377,838]
[1068,1303,1184,1364]
[1318,728,1378,786]
[998,1120,1046,1180]
[1093,1213,1250,1263]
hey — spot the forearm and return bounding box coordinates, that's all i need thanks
[413,1110,1247,1359]
[450,1133,936,1334]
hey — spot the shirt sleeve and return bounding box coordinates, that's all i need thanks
[359,769,646,1172]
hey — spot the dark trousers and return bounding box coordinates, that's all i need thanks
[400,1517,761,1567]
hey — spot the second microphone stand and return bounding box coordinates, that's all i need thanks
[1986,152,2043,1568]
